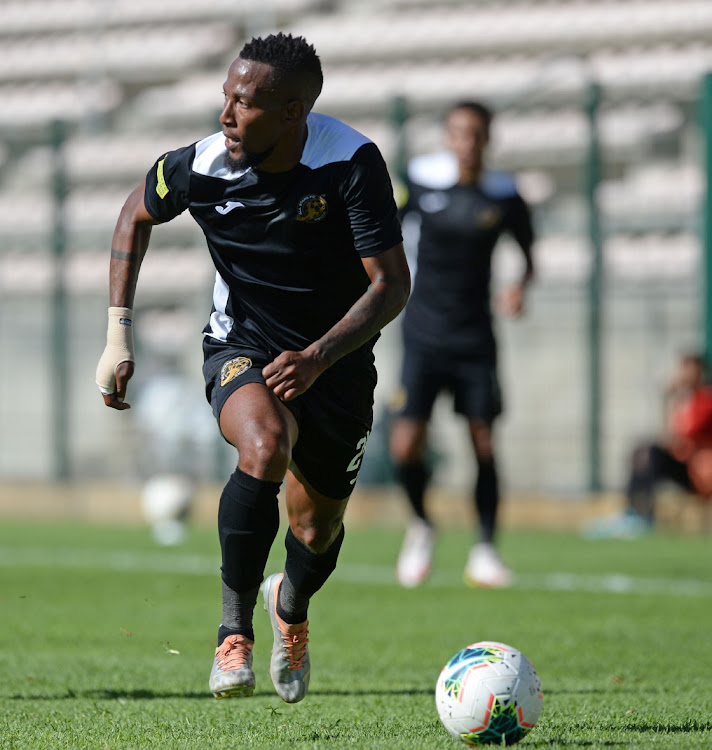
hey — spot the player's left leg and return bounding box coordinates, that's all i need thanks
[469,420,499,544]
[452,357,512,588]
[261,467,347,703]
[463,418,513,588]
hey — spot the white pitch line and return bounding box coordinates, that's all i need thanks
[0,546,710,597]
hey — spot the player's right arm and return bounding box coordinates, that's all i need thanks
[96,144,194,410]
[96,181,159,410]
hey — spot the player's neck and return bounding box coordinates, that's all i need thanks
[256,123,308,174]
[457,165,482,186]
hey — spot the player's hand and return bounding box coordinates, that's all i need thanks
[101,361,134,410]
[263,350,326,402]
[497,285,525,318]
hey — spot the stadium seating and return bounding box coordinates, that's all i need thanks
[0,0,706,270]
[291,1,712,60]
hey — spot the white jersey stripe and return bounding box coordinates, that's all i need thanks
[205,271,233,341]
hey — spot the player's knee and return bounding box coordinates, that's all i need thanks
[390,423,425,464]
[391,440,415,465]
[239,429,292,478]
[475,444,495,463]
[291,516,342,553]
[470,422,494,461]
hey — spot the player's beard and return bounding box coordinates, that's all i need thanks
[223,143,276,173]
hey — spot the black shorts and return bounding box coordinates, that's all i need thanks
[395,343,502,423]
[202,337,375,500]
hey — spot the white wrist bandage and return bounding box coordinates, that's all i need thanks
[95,307,135,395]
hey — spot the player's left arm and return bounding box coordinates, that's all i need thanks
[263,243,410,401]
[497,193,535,318]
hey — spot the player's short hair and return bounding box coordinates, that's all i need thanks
[239,32,323,111]
[446,101,493,135]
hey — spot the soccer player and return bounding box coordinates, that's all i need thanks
[96,33,409,703]
[389,101,534,588]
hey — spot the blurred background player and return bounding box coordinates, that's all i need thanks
[389,101,535,588]
[132,305,216,546]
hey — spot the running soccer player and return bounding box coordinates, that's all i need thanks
[96,33,409,703]
[389,101,534,589]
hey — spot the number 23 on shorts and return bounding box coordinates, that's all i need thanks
[347,431,370,485]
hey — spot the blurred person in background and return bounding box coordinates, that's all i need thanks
[389,101,535,588]
[595,352,712,538]
[132,305,216,546]
[96,33,409,703]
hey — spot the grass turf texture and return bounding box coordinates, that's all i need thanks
[0,521,711,749]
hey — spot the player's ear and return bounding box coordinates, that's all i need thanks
[283,99,305,123]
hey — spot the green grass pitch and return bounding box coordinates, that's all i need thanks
[1,519,711,749]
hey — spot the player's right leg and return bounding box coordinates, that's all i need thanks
[389,343,440,587]
[205,362,298,697]
[390,417,436,587]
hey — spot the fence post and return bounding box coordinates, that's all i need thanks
[702,73,712,364]
[584,82,603,492]
[50,119,70,481]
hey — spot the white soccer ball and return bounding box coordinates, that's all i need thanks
[435,641,543,746]
[141,474,194,546]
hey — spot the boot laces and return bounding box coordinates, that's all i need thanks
[280,627,309,671]
[216,635,252,671]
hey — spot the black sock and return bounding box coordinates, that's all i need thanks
[475,458,499,544]
[217,467,281,641]
[277,525,345,624]
[395,460,431,523]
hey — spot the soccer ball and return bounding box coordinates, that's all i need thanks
[435,641,543,746]
[141,474,194,546]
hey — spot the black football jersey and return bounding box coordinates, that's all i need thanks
[143,113,402,369]
[401,152,534,357]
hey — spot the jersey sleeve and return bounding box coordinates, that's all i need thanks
[143,144,196,223]
[505,192,535,252]
[342,143,403,257]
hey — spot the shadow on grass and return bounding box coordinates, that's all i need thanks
[619,720,712,734]
[532,743,622,747]
[8,686,434,701]
[543,687,660,696]
[532,721,712,747]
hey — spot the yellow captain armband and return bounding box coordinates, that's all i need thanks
[156,156,169,198]
[95,307,135,395]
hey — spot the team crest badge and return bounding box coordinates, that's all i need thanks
[296,194,328,223]
[476,206,503,229]
[220,356,252,386]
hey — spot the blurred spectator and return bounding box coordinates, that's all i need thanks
[626,353,712,521]
[589,353,712,538]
